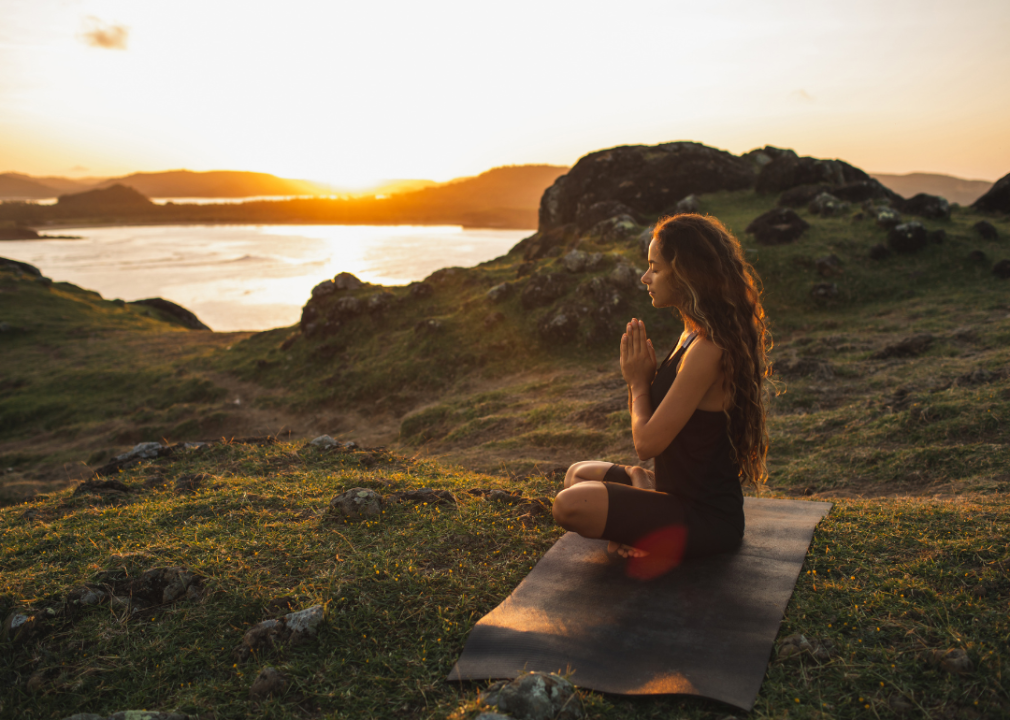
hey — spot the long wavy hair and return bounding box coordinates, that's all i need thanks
[653,213,771,487]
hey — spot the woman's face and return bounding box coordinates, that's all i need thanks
[642,238,680,309]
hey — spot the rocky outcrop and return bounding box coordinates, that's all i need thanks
[888,222,929,253]
[0,225,41,240]
[897,193,950,219]
[538,142,755,231]
[971,172,1010,214]
[745,208,810,245]
[756,155,869,195]
[131,298,210,330]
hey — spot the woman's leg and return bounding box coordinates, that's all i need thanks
[563,460,613,488]
[556,461,655,557]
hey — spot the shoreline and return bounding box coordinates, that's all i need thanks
[20,219,538,232]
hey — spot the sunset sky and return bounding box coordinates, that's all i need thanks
[2,0,1008,187]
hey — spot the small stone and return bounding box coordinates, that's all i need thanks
[930,647,973,674]
[249,666,288,700]
[562,250,590,273]
[888,693,914,714]
[674,193,700,214]
[329,487,382,519]
[484,672,584,720]
[869,242,891,260]
[309,435,338,448]
[2,610,38,644]
[815,254,843,277]
[992,259,1010,279]
[114,442,164,463]
[888,222,928,253]
[486,283,513,303]
[810,282,838,300]
[973,221,998,240]
[59,715,105,720]
[284,604,324,636]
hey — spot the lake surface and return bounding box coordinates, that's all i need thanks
[2,224,531,332]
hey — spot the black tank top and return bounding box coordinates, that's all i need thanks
[649,334,744,528]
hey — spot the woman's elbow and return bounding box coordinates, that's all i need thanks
[633,441,657,462]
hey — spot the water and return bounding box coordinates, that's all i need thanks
[1,224,531,332]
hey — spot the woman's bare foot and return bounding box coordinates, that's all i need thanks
[607,540,650,558]
[628,466,655,490]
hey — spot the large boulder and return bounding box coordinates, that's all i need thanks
[510,225,576,262]
[831,179,903,204]
[131,298,210,330]
[538,142,755,231]
[971,172,1010,214]
[897,193,950,219]
[742,146,798,169]
[745,208,810,245]
[756,155,869,195]
[575,200,639,231]
[521,272,572,309]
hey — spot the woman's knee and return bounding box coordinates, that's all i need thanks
[564,460,609,488]
[552,482,608,537]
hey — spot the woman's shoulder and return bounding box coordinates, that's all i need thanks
[678,334,723,373]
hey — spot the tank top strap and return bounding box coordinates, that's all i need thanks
[661,331,699,367]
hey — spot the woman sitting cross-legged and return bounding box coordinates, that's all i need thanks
[551,213,770,570]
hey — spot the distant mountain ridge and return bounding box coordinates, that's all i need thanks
[870,173,993,206]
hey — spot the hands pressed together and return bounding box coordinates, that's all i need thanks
[620,318,656,392]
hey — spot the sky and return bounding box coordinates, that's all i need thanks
[1,0,1009,187]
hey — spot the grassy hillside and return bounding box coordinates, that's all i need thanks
[1,186,1008,718]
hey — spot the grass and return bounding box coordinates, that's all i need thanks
[1,442,1006,719]
[2,187,1009,717]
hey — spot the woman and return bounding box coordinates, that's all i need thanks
[551,213,770,568]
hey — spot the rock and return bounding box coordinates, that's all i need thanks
[235,605,325,661]
[561,250,601,273]
[68,586,107,607]
[874,206,903,229]
[107,712,192,720]
[927,229,947,244]
[808,192,849,217]
[366,291,394,313]
[777,633,836,663]
[888,693,914,714]
[512,225,576,262]
[973,221,998,240]
[609,263,644,290]
[810,282,838,300]
[486,282,514,303]
[777,183,834,208]
[868,242,891,260]
[815,254,843,277]
[898,193,950,219]
[0,321,10,332]
[971,171,1010,214]
[408,281,433,298]
[334,296,362,317]
[538,310,581,343]
[756,154,868,195]
[284,604,324,636]
[539,142,755,231]
[131,298,210,331]
[520,272,572,309]
[0,256,44,276]
[967,249,988,263]
[872,334,934,359]
[389,488,457,505]
[73,478,135,496]
[516,261,535,277]
[993,259,1010,279]
[672,193,700,214]
[116,442,164,464]
[333,272,363,290]
[2,609,39,645]
[928,648,973,674]
[742,145,797,168]
[59,714,106,720]
[310,435,339,448]
[414,318,444,333]
[574,200,638,231]
[589,214,638,244]
[475,713,513,720]
[329,488,382,519]
[310,280,336,298]
[832,179,903,204]
[888,222,928,253]
[745,208,810,245]
[481,672,584,720]
[249,666,288,700]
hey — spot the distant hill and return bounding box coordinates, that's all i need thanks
[871,172,993,205]
[56,183,154,212]
[91,170,328,198]
[0,173,61,200]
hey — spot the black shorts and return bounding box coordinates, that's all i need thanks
[602,464,743,560]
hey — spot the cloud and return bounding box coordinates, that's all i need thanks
[80,17,129,50]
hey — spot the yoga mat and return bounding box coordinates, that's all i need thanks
[448,496,831,711]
